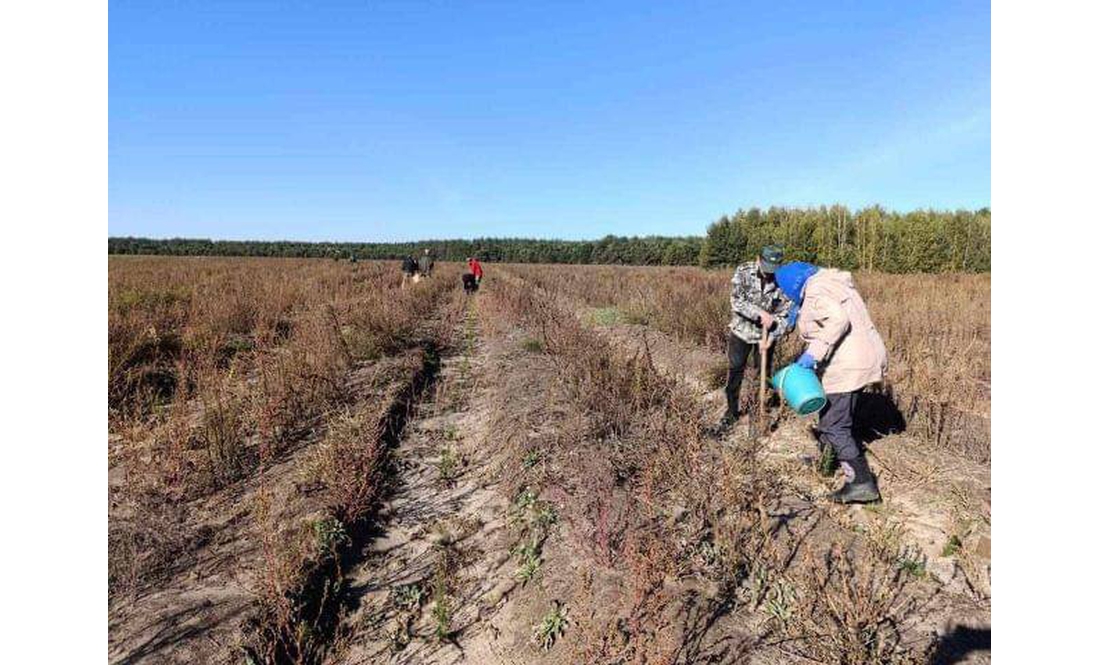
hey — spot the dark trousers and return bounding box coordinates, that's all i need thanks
[818,391,862,462]
[724,335,774,415]
[462,273,479,293]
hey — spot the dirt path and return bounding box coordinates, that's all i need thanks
[330,298,532,664]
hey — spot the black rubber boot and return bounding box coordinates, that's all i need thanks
[830,455,880,504]
[715,409,739,435]
[830,480,881,504]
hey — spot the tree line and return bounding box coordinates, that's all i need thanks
[109,205,990,273]
[699,206,990,272]
[107,235,704,266]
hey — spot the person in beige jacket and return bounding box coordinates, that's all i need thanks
[775,262,888,504]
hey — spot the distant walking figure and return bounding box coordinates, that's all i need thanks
[413,247,433,281]
[401,254,418,288]
[463,256,484,294]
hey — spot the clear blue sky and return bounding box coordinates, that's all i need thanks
[109,1,990,242]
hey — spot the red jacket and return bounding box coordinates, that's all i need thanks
[468,259,484,279]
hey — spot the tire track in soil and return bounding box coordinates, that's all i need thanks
[331,298,520,665]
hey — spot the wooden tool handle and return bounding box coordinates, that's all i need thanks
[758,334,769,429]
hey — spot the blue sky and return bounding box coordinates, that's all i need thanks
[109,1,990,241]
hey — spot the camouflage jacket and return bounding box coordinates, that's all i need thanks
[728,262,793,343]
[418,255,434,275]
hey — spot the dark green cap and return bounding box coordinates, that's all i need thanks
[760,245,784,273]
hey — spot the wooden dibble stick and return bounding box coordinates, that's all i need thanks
[758,334,769,433]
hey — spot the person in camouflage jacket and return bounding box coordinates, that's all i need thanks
[719,245,792,431]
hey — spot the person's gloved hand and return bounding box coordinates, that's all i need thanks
[796,352,817,369]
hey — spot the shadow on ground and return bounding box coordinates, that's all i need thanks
[930,625,991,664]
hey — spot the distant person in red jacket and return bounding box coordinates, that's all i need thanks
[468,257,483,282]
[463,256,484,294]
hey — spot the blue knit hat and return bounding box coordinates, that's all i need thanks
[775,262,819,304]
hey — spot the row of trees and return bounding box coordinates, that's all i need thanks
[109,206,991,272]
[699,206,991,272]
[107,235,704,266]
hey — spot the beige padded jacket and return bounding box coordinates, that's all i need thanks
[797,269,888,394]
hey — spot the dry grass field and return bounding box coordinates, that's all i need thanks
[108,257,990,664]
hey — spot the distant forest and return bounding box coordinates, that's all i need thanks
[109,205,990,273]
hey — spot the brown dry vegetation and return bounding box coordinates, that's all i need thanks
[108,256,462,662]
[478,268,947,664]
[508,263,990,462]
[109,258,989,664]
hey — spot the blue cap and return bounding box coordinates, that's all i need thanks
[775,262,819,304]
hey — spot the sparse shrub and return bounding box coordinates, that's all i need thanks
[430,549,455,641]
[779,546,927,664]
[437,446,459,483]
[309,407,388,524]
[196,382,251,487]
[586,306,623,326]
[896,546,927,579]
[311,516,348,556]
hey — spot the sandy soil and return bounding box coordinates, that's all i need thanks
[333,301,520,663]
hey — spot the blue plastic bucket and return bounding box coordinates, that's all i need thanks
[771,364,827,416]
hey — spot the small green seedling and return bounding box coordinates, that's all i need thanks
[534,504,558,530]
[515,487,538,512]
[515,540,542,584]
[534,601,569,650]
[393,583,424,610]
[942,534,963,558]
[312,516,349,554]
[523,450,541,469]
[897,547,927,578]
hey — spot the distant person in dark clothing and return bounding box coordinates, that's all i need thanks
[401,255,418,288]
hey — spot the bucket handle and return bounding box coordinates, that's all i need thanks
[776,366,789,396]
